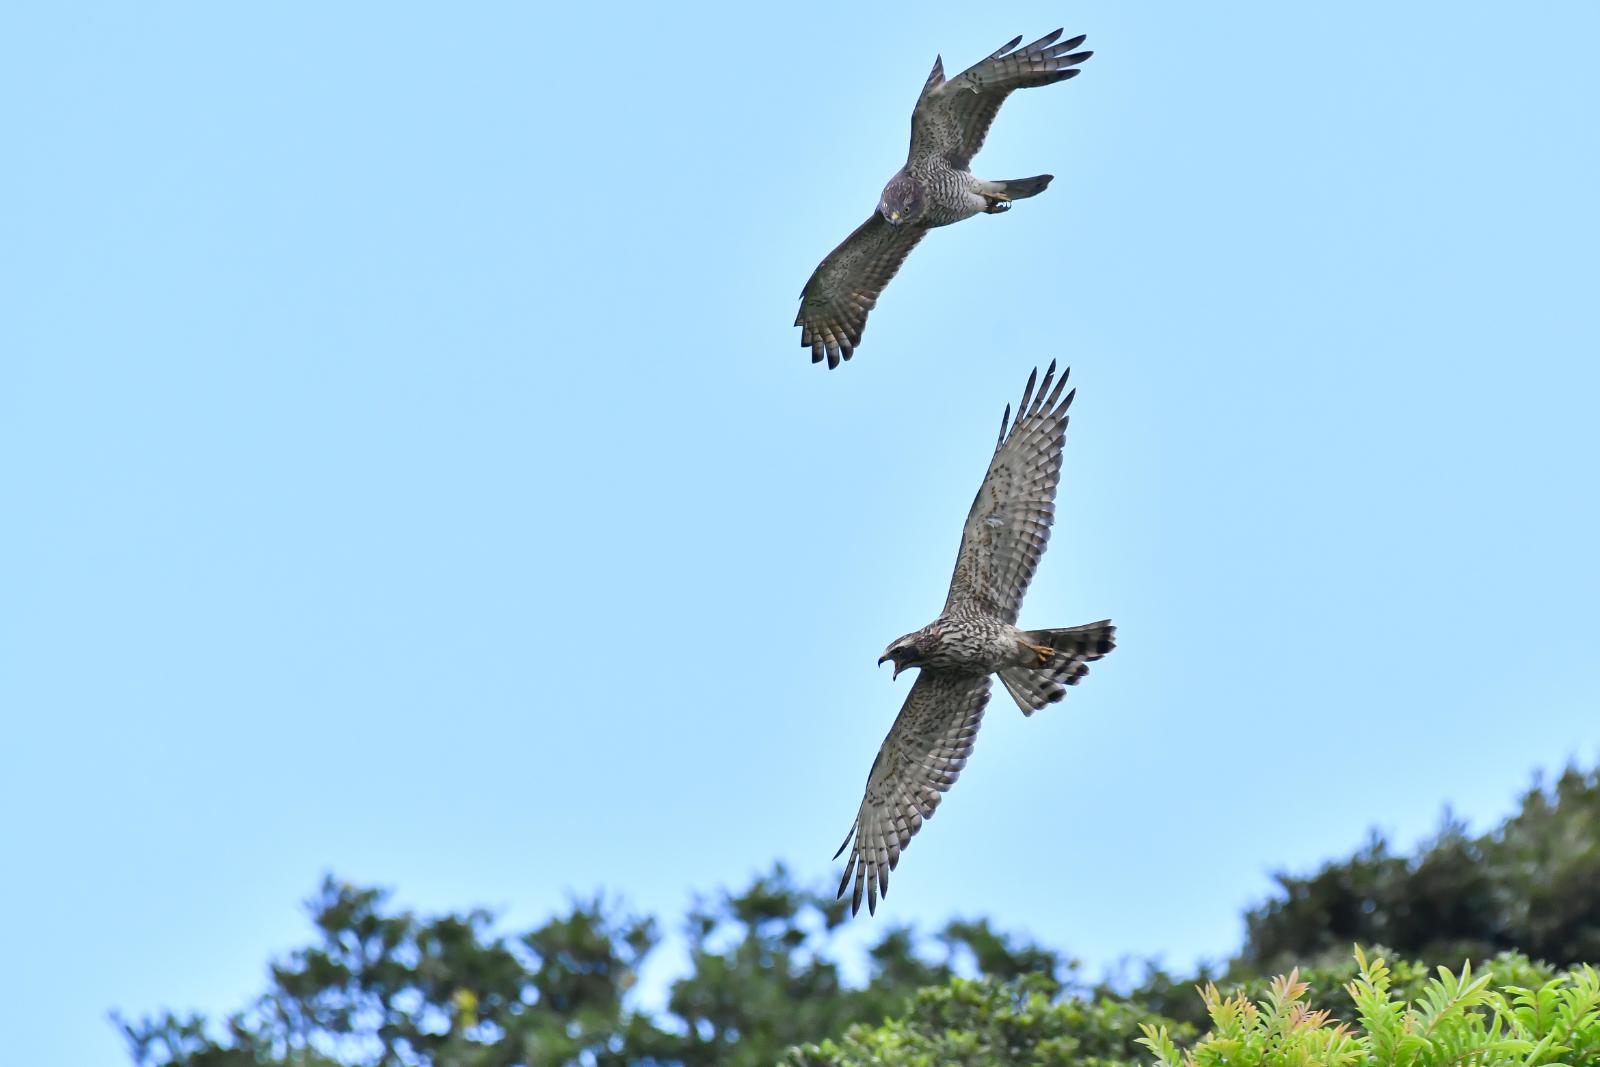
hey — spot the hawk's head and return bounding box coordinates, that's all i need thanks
[878,632,929,680]
[878,171,925,226]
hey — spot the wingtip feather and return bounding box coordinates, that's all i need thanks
[1047,365,1073,409]
[1016,367,1039,421]
[1033,363,1057,415]
[833,822,856,860]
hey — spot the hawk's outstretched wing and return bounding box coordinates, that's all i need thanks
[834,670,991,915]
[942,362,1074,624]
[912,30,1092,170]
[796,213,927,369]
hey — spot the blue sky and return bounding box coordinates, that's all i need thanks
[3,2,1598,1062]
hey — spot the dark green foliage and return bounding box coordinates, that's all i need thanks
[117,867,1065,1067]
[1242,766,1600,972]
[785,973,1193,1067]
[119,877,658,1067]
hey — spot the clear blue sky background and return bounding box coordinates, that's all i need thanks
[3,2,1598,1062]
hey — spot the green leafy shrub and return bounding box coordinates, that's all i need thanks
[1140,948,1600,1067]
[788,950,1600,1067]
[784,972,1193,1067]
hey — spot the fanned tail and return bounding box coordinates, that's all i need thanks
[998,620,1116,716]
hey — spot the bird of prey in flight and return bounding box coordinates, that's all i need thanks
[834,362,1115,915]
[796,30,1093,369]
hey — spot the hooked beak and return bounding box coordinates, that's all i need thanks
[888,210,902,224]
[878,654,903,679]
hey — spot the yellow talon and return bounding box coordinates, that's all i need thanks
[1027,642,1053,666]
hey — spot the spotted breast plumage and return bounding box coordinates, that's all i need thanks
[834,362,1116,915]
[796,30,1094,368]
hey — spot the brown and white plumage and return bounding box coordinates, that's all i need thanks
[796,216,927,368]
[834,363,1116,915]
[833,671,990,917]
[943,360,1074,624]
[912,29,1091,170]
[796,31,1093,369]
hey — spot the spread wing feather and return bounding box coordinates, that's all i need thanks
[914,30,1093,169]
[943,362,1075,623]
[834,670,991,916]
[796,214,927,369]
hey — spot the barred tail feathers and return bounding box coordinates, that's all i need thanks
[999,620,1116,716]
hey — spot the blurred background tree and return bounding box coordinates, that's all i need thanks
[119,763,1600,1066]
[1239,764,1600,973]
[118,865,1065,1067]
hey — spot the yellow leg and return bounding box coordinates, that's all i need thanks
[1026,641,1053,666]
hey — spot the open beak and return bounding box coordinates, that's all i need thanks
[878,655,903,679]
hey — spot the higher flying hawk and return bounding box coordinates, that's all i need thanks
[797,30,1093,368]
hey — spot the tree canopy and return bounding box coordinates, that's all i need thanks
[118,866,1068,1067]
[119,763,1600,1066]
[1241,765,1600,972]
